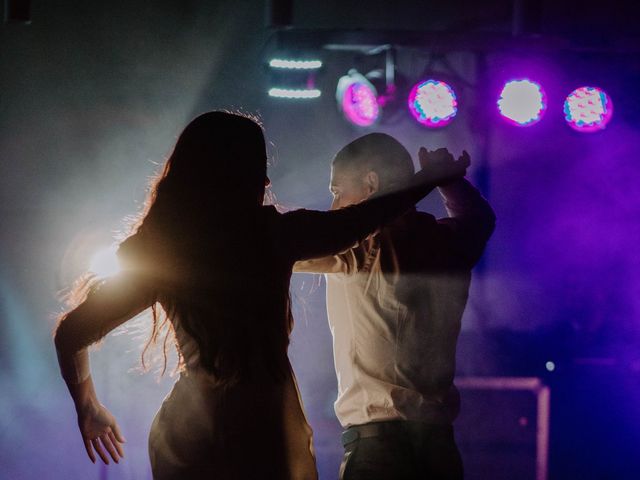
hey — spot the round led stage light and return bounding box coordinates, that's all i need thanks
[336,70,380,127]
[407,79,457,127]
[564,86,613,132]
[497,79,546,126]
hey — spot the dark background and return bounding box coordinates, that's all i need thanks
[1,1,639,478]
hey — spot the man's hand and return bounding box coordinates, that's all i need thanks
[417,147,470,186]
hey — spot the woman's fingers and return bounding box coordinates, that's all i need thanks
[418,147,429,169]
[419,147,470,177]
[111,422,126,444]
[459,150,471,168]
[108,430,125,458]
[83,438,96,463]
[100,433,120,463]
[85,432,124,465]
[433,148,453,163]
[91,437,110,464]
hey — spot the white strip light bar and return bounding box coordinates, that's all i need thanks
[269,59,323,70]
[268,88,322,99]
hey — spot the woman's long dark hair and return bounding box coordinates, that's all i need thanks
[67,112,289,386]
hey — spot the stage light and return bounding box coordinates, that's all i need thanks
[407,79,457,127]
[336,70,380,127]
[89,245,121,278]
[268,88,321,99]
[545,361,555,372]
[268,58,322,70]
[267,53,323,100]
[498,79,546,126]
[564,86,613,132]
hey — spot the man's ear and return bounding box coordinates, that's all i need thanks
[364,170,379,195]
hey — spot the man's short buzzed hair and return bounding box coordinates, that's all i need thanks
[332,133,415,193]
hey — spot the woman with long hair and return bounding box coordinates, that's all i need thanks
[54,111,468,479]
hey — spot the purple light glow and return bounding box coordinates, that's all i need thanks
[342,82,380,127]
[407,79,457,127]
[498,79,546,126]
[564,86,613,132]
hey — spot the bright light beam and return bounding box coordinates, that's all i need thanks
[498,79,546,126]
[89,245,121,278]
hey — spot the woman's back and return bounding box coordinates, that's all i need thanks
[147,205,318,479]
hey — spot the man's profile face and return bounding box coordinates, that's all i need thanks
[329,163,373,210]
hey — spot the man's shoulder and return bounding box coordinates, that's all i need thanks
[377,211,442,254]
[410,209,439,222]
[389,209,440,232]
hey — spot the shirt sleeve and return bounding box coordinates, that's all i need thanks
[278,177,442,263]
[436,178,496,266]
[293,254,354,274]
[54,273,157,384]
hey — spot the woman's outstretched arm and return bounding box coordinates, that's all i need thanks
[280,151,470,262]
[54,272,156,464]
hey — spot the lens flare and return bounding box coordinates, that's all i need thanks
[564,86,613,132]
[498,79,546,126]
[89,245,121,278]
[407,79,457,127]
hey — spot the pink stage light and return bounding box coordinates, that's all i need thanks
[497,79,546,126]
[336,70,380,127]
[407,79,457,127]
[342,82,380,127]
[564,86,613,132]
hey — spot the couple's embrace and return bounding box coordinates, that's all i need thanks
[54,111,494,479]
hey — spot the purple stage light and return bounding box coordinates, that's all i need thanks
[336,70,380,127]
[564,86,613,132]
[407,79,457,127]
[342,82,380,127]
[497,79,546,126]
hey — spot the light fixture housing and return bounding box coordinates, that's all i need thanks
[336,69,381,127]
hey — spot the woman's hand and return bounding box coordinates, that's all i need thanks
[77,401,126,464]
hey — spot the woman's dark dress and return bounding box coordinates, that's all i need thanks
[57,194,430,479]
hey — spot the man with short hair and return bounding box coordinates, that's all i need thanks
[295,133,495,480]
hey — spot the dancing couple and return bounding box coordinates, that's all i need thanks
[54,111,494,479]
